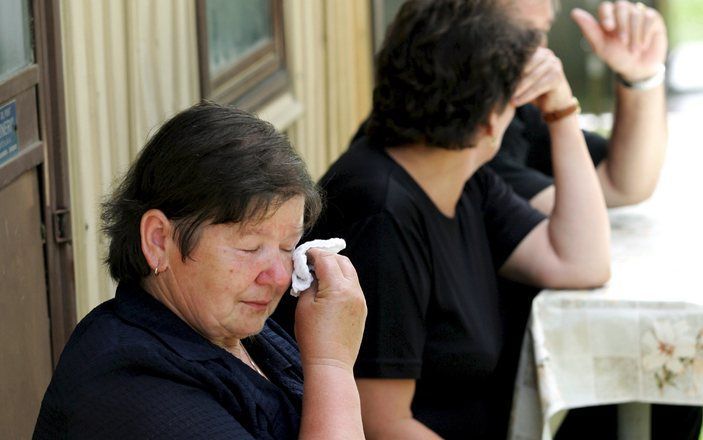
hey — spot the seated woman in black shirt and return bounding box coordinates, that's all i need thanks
[33,103,367,439]
[278,1,611,438]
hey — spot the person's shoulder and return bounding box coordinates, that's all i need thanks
[59,299,126,364]
[464,166,520,210]
[39,303,149,416]
[320,135,419,223]
[321,134,392,196]
[470,166,502,192]
[51,300,177,389]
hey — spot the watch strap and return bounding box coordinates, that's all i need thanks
[616,64,666,90]
[542,97,581,123]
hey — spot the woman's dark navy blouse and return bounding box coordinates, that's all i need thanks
[33,282,304,440]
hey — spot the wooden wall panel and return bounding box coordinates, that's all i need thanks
[286,0,374,179]
[61,0,199,317]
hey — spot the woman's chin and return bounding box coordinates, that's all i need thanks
[239,320,269,339]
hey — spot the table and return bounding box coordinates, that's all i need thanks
[508,111,703,440]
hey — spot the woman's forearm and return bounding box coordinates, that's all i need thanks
[546,113,611,286]
[599,83,667,206]
[300,363,365,439]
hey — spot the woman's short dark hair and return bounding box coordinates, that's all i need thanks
[102,102,321,283]
[367,0,541,149]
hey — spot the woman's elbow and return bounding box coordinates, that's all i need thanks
[574,257,612,288]
[607,181,659,208]
[539,261,611,290]
[587,263,611,287]
[578,261,611,288]
[570,246,612,288]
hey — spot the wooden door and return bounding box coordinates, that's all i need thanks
[0,0,74,437]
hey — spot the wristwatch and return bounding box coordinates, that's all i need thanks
[542,97,581,123]
[616,64,666,90]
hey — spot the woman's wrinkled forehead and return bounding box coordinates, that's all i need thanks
[236,196,306,234]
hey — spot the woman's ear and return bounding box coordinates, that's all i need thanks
[140,209,171,273]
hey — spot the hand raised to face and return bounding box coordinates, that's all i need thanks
[512,47,575,114]
[294,249,367,372]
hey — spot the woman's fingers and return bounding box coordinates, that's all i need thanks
[513,49,565,106]
[614,1,631,45]
[336,255,359,283]
[304,248,359,297]
[514,50,548,97]
[641,8,663,52]
[514,62,555,105]
[297,278,317,304]
[306,249,343,285]
[598,1,616,32]
[629,2,654,52]
[294,248,367,369]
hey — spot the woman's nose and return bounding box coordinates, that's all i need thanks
[255,252,292,287]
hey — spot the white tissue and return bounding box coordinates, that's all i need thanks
[290,238,346,296]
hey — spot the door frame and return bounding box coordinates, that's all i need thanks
[35,0,75,365]
[0,0,75,365]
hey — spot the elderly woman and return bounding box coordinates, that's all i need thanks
[33,103,367,439]
[276,0,611,438]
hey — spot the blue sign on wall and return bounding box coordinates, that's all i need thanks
[0,101,19,167]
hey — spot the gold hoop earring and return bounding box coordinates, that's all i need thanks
[154,266,159,276]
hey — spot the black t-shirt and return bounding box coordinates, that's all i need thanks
[306,134,545,438]
[488,104,609,200]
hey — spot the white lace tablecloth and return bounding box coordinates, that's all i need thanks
[509,112,703,440]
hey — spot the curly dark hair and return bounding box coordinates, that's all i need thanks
[102,102,322,283]
[367,0,541,149]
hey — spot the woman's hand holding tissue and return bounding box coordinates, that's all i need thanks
[294,248,367,372]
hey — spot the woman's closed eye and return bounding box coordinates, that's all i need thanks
[234,245,295,255]
[236,246,261,253]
